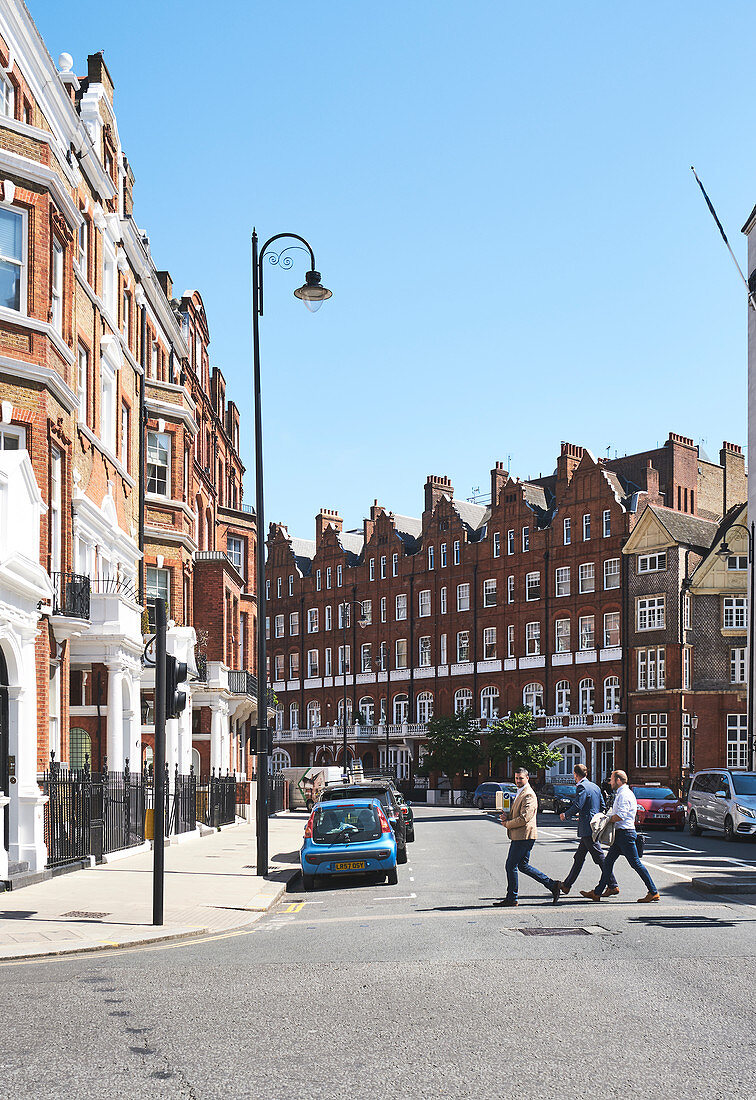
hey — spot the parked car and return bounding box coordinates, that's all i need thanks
[538,782,577,814]
[687,770,756,841]
[300,798,398,890]
[394,792,415,842]
[472,781,517,810]
[632,785,686,830]
[318,783,409,862]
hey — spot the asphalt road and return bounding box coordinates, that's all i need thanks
[2,808,755,1100]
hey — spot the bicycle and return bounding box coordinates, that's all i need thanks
[454,791,475,807]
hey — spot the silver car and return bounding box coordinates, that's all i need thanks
[687,770,756,841]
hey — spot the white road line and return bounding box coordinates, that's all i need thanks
[656,840,756,871]
[375,893,416,901]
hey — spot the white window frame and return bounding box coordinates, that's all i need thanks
[555,566,570,597]
[440,542,447,568]
[456,630,470,663]
[440,633,448,665]
[493,532,501,558]
[507,624,515,658]
[555,618,570,653]
[51,238,64,334]
[428,545,434,570]
[579,562,595,594]
[290,611,299,636]
[146,431,170,497]
[731,646,747,684]
[380,555,386,579]
[526,572,540,601]
[395,639,407,669]
[77,344,89,424]
[582,514,591,541]
[392,553,398,577]
[380,596,387,622]
[0,71,15,119]
[418,636,432,667]
[480,685,499,719]
[637,596,665,631]
[507,529,515,555]
[483,578,497,607]
[522,527,529,552]
[0,205,27,314]
[604,676,620,713]
[453,540,461,565]
[726,714,748,769]
[724,597,747,630]
[638,552,667,574]
[483,626,496,660]
[440,587,447,614]
[603,611,620,648]
[454,689,472,716]
[563,517,571,545]
[419,589,431,617]
[457,583,470,612]
[307,608,319,633]
[556,679,570,714]
[507,575,514,604]
[274,614,284,638]
[523,682,543,714]
[361,642,372,672]
[603,509,611,538]
[525,621,540,656]
[579,614,595,651]
[578,677,595,714]
[604,558,620,589]
[396,593,407,620]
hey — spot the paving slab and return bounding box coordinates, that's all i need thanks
[0,811,307,960]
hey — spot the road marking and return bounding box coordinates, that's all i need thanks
[375,893,416,901]
[656,840,756,871]
[643,861,693,882]
[294,902,304,912]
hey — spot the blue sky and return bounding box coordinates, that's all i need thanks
[33,1,753,537]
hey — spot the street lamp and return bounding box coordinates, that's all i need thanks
[340,595,369,781]
[690,714,699,774]
[716,521,755,770]
[251,230,331,876]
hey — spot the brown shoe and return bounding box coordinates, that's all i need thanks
[493,898,518,907]
[580,890,602,902]
[602,887,620,897]
[637,891,660,903]
[559,881,570,895]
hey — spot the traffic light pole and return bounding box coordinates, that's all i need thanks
[153,597,167,926]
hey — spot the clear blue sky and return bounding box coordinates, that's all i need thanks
[33,1,753,537]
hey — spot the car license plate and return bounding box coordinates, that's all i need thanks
[334,861,366,871]
[652,813,669,819]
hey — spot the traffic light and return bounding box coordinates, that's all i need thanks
[165,655,188,719]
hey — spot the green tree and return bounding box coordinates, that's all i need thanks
[487,707,563,773]
[422,711,481,782]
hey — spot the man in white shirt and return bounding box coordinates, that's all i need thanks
[580,769,660,903]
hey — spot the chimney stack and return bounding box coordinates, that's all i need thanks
[556,442,584,486]
[490,461,508,507]
[720,441,747,513]
[424,475,454,514]
[316,508,343,543]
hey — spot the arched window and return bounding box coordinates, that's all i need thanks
[359,696,374,725]
[522,682,543,714]
[604,676,620,713]
[307,701,320,729]
[393,693,409,724]
[191,747,201,776]
[454,688,473,715]
[271,748,291,771]
[275,705,283,731]
[289,702,299,730]
[417,691,433,723]
[337,698,353,724]
[555,680,570,715]
[548,738,585,778]
[379,697,387,724]
[579,678,594,715]
[69,727,91,770]
[480,686,499,719]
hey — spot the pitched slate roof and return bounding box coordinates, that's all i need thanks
[290,537,316,574]
[647,506,719,550]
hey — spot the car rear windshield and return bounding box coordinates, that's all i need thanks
[311,804,382,844]
[732,775,756,796]
[553,785,576,794]
[633,787,676,800]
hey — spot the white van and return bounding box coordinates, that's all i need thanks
[687,770,756,840]
[281,766,343,811]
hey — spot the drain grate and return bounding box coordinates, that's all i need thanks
[519,927,592,937]
[61,911,110,919]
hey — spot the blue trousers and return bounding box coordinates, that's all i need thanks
[506,839,555,900]
[595,829,657,894]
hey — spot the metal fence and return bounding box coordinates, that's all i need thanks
[43,755,196,868]
[269,773,287,815]
[197,771,237,828]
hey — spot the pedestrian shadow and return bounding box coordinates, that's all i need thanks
[627,915,746,929]
[414,901,508,913]
[269,850,300,865]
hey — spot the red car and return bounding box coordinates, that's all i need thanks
[632,786,686,831]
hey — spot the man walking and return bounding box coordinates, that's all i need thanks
[580,770,660,903]
[495,767,561,907]
[556,764,618,897]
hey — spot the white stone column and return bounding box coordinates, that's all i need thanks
[177,690,193,775]
[125,671,141,771]
[9,671,47,873]
[210,703,224,773]
[106,664,124,769]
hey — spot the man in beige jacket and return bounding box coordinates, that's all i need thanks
[495,767,561,907]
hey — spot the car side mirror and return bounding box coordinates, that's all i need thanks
[715,790,728,800]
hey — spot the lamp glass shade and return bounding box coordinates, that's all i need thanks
[294,270,332,312]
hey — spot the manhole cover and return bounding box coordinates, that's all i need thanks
[61,911,110,919]
[519,927,592,937]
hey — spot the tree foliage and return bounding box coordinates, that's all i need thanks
[421,711,481,780]
[486,708,563,772]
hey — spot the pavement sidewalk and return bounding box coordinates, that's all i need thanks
[0,812,306,961]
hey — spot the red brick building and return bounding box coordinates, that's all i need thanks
[266,435,746,791]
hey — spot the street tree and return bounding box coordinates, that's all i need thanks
[420,711,481,782]
[486,707,563,773]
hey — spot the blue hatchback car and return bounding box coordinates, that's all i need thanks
[300,798,398,891]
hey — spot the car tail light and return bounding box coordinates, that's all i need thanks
[304,812,314,838]
[377,807,392,834]
[401,806,409,816]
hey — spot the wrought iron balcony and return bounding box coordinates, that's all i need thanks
[228,669,258,698]
[51,572,90,620]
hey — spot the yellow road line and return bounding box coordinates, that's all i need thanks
[294,901,304,912]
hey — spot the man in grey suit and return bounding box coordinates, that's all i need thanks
[555,764,618,897]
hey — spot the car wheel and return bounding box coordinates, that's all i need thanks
[724,815,737,842]
[476,797,484,810]
[689,811,702,836]
[397,844,408,865]
[302,873,315,891]
[386,867,398,885]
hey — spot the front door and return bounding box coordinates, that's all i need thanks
[0,648,9,851]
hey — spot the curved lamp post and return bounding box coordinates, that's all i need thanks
[339,596,369,780]
[252,230,331,875]
[716,522,755,771]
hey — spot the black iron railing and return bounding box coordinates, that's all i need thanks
[51,572,91,620]
[44,754,196,866]
[228,670,257,697]
[269,773,287,815]
[90,574,140,602]
[197,771,236,827]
